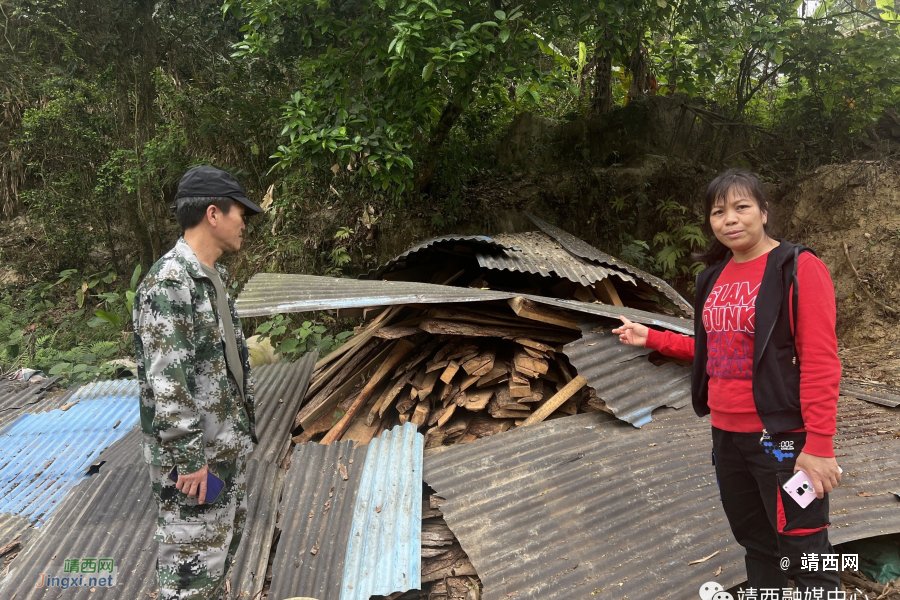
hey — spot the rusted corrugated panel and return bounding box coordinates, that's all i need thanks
[0,377,65,432]
[251,354,318,463]
[341,423,423,600]
[1,463,158,599]
[423,397,900,600]
[235,274,695,335]
[235,273,515,318]
[526,212,695,317]
[839,381,900,408]
[364,235,511,280]
[269,438,367,600]
[228,458,285,600]
[476,231,634,286]
[563,323,691,427]
[270,424,424,600]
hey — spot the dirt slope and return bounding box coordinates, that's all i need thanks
[783,160,900,384]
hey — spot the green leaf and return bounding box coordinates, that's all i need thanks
[657,0,667,7]
[422,61,435,81]
[494,10,506,20]
[49,362,72,376]
[277,338,300,354]
[773,47,783,64]
[93,309,122,326]
[130,264,142,290]
[499,28,510,43]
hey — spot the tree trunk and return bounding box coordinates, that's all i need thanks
[590,39,614,115]
[627,42,650,101]
[415,93,467,194]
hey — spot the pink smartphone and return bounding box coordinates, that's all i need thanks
[782,470,816,508]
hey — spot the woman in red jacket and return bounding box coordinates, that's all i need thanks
[613,168,842,593]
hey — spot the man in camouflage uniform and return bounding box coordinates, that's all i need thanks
[134,166,263,600]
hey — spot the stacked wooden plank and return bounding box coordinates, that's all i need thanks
[291,297,613,450]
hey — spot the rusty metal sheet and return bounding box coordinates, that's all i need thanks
[364,235,512,280]
[235,273,515,318]
[235,274,694,335]
[476,231,634,286]
[0,377,65,432]
[1,462,158,599]
[563,322,691,427]
[268,438,367,600]
[269,424,423,600]
[423,397,900,600]
[251,354,318,463]
[839,380,900,408]
[526,212,695,317]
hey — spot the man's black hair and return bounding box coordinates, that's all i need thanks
[175,196,236,232]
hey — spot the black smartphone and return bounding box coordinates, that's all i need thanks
[168,466,226,503]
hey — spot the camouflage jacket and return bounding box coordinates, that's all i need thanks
[134,238,256,473]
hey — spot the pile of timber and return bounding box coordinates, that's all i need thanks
[292,297,610,449]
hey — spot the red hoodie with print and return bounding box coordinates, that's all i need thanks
[645,251,840,458]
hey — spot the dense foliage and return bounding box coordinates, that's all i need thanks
[0,0,898,381]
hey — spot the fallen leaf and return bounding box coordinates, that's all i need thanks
[259,184,275,212]
[339,463,349,481]
[310,538,320,555]
[375,505,382,513]
[715,566,722,576]
[688,550,720,565]
[858,492,873,497]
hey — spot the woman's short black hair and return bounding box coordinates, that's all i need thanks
[693,168,772,266]
[174,196,236,232]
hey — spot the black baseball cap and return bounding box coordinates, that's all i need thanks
[174,166,264,214]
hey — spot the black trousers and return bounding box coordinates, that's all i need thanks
[711,427,840,593]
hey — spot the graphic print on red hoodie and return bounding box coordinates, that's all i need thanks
[704,280,760,381]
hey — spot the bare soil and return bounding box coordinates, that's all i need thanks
[782,160,900,384]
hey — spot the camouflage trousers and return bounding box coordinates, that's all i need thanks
[149,456,248,600]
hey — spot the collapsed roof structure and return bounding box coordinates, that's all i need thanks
[1,217,898,600]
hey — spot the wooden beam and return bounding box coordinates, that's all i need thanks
[439,360,460,384]
[369,370,416,424]
[507,297,580,330]
[419,319,575,343]
[297,342,393,430]
[308,306,399,394]
[521,376,587,426]
[321,339,416,444]
[594,278,624,307]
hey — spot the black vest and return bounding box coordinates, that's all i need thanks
[690,240,814,434]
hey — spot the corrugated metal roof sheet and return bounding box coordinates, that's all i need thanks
[839,380,900,408]
[228,457,284,599]
[563,323,691,427]
[526,212,695,317]
[1,358,317,599]
[235,273,515,318]
[0,379,139,525]
[2,463,158,600]
[423,396,900,600]
[235,274,695,335]
[364,235,512,280]
[476,231,634,286]
[0,377,65,432]
[270,424,424,600]
[341,422,422,600]
[269,437,367,600]
[252,353,318,463]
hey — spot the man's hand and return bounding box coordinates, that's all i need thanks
[794,452,841,499]
[175,464,209,505]
[612,316,649,348]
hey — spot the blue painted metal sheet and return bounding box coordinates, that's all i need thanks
[0,379,139,525]
[341,422,423,600]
